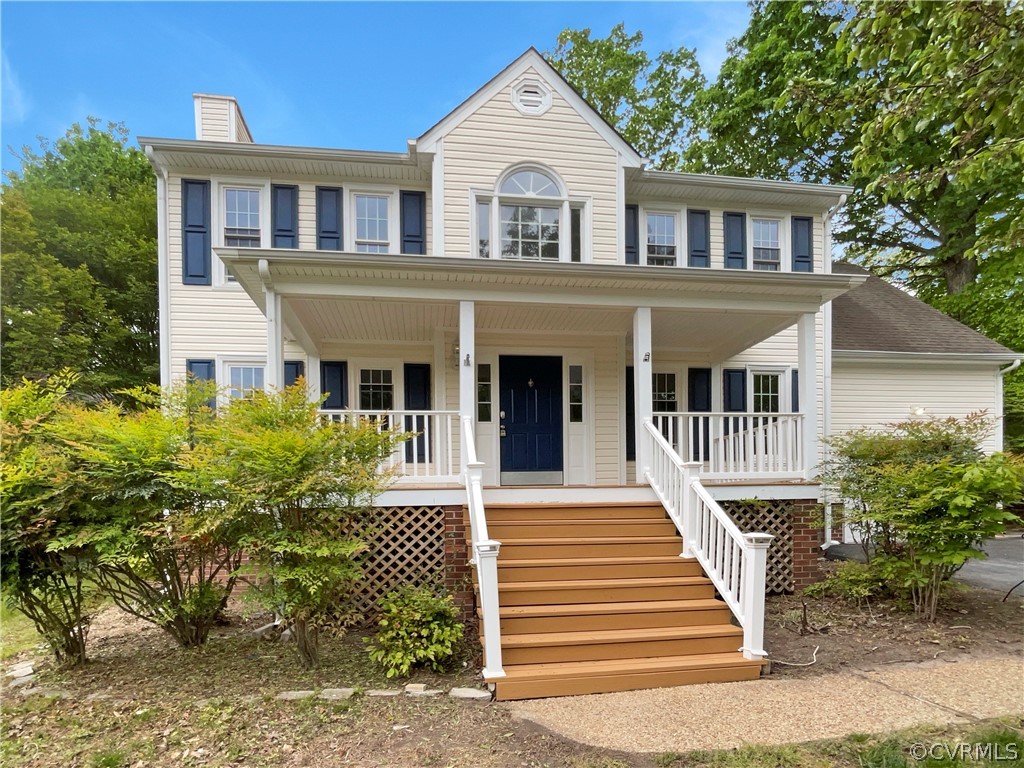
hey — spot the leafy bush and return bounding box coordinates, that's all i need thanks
[197,384,402,669]
[0,373,98,666]
[367,585,465,678]
[804,561,888,605]
[50,381,243,647]
[821,414,1024,620]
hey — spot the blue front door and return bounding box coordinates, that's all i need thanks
[499,355,563,485]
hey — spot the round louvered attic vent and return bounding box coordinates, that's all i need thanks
[512,78,552,115]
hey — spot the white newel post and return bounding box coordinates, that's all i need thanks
[459,301,475,476]
[265,287,283,391]
[633,307,653,483]
[797,312,818,479]
[740,532,773,660]
[680,461,702,558]
[466,457,504,679]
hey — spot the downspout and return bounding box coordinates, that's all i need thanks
[821,194,847,548]
[1000,359,1022,376]
[148,146,172,392]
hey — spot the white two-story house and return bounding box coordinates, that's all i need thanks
[142,49,1017,700]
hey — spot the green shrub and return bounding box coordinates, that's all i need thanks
[367,585,464,678]
[804,561,888,604]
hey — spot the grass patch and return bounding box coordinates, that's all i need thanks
[0,603,42,661]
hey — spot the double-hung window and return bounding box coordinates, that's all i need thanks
[224,188,261,248]
[359,368,394,410]
[646,213,677,267]
[752,218,781,271]
[752,372,782,413]
[355,194,390,253]
[228,363,265,400]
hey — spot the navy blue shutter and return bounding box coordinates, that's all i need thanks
[724,212,746,269]
[316,187,343,250]
[186,359,216,408]
[792,369,800,412]
[271,185,298,248]
[400,191,426,255]
[688,367,712,461]
[687,368,712,412]
[792,216,813,272]
[403,363,431,462]
[625,205,639,265]
[625,366,636,460]
[723,368,747,412]
[320,361,348,409]
[687,210,711,268]
[182,180,211,285]
[284,360,305,388]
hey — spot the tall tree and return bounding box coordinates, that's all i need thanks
[547,24,705,169]
[2,119,158,391]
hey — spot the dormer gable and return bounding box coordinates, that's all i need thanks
[414,48,644,167]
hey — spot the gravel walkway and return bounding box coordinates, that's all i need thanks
[510,657,1024,753]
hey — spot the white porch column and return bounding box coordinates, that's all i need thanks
[633,307,653,483]
[265,287,283,391]
[459,301,476,475]
[797,312,818,478]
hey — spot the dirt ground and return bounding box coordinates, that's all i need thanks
[2,585,1022,768]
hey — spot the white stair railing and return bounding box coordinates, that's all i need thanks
[642,419,773,661]
[461,415,504,680]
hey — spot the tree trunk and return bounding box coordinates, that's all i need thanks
[293,618,320,669]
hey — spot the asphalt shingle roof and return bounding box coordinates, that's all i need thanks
[831,261,1015,356]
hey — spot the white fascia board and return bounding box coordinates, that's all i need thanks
[833,350,1022,365]
[638,169,854,200]
[138,137,415,166]
[414,48,644,167]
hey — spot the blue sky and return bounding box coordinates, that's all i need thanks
[1,2,750,172]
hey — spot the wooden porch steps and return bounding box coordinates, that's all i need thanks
[467,502,763,701]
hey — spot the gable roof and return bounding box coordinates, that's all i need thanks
[831,262,1017,358]
[415,48,645,167]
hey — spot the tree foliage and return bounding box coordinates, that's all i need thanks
[547,24,705,169]
[2,119,158,392]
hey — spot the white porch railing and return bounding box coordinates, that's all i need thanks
[462,415,504,680]
[642,419,773,660]
[652,412,804,479]
[319,409,459,483]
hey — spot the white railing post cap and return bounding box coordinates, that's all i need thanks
[475,539,501,557]
[742,532,774,548]
[681,461,703,470]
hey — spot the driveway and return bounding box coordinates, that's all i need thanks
[827,534,1024,596]
[956,534,1024,594]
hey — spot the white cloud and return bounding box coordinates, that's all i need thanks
[2,48,31,124]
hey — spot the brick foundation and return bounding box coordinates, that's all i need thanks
[791,499,826,590]
[443,504,476,621]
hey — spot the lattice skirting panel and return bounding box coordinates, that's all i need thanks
[723,500,795,593]
[351,505,446,615]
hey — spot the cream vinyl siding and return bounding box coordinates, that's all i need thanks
[442,66,620,262]
[593,344,621,485]
[832,361,1002,454]
[297,183,431,254]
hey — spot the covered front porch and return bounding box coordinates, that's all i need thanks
[221,250,862,491]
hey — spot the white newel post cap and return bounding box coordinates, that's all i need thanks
[742,532,774,548]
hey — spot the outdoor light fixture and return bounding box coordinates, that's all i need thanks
[643,352,651,362]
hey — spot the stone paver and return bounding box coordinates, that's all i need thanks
[9,675,36,688]
[511,657,1024,753]
[318,688,355,701]
[7,663,34,678]
[367,689,401,697]
[450,687,491,701]
[403,683,426,694]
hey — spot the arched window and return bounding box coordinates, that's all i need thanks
[476,165,583,263]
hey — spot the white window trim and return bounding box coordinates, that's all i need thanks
[747,211,792,273]
[211,177,271,288]
[346,187,400,254]
[641,207,684,268]
[217,356,267,406]
[747,366,792,413]
[349,358,405,412]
